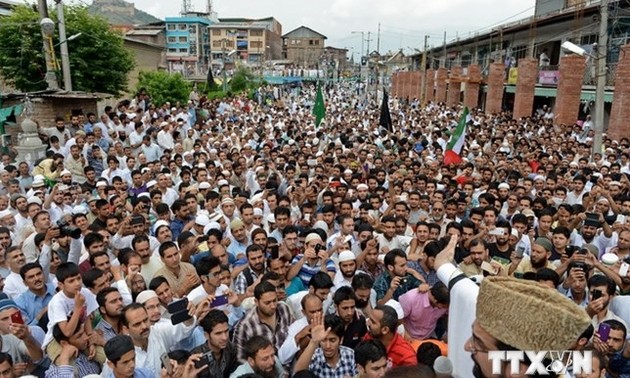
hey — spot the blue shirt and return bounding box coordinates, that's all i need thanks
[15,283,56,326]
[170,217,189,240]
[290,255,337,287]
[105,368,154,378]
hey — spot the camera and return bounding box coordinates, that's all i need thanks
[193,352,211,369]
[56,219,81,239]
[314,244,325,253]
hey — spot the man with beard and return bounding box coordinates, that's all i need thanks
[433,234,592,377]
[333,250,357,292]
[293,314,357,377]
[572,212,614,254]
[364,304,417,367]
[32,153,65,182]
[41,117,72,146]
[235,244,266,300]
[278,293,323,365]
[10,195,29,232]
[458,239,504,277]
[112,216,160,252]
[559,264,589,308]
[119,301,203,375]
[95,287,124,342]
[192,310,239,378]
[333,286,367,349]
[230,336,285,378]
[486,220,513,264]
[399,282,449,341]
[352,273,376,317]
[587,274,626,329]
[353,184,370,210]
[513,237,556,276]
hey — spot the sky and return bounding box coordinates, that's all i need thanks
[92,0,537,57]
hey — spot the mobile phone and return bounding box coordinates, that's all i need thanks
[585,212,599,221]
[598,323,611,342]
[194,352,210,369]
[10,311,24,325]
[269,245,279,259]
[307,159,317,167]
[170,309,192,325]
[617,215,627,225]
[481,261,497,276]
[160,353,172,375]
[210,295,228,308]
[304,213,311,222]
[515,246,525,258]
[620,262,630,277]
[489,228,504,236]
[344,235,353,244]
[368,210,379,219]
[591,289,603,301]
[167,298,188,314]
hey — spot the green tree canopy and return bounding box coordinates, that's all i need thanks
[0,4,134,96]
[136,71,192,106]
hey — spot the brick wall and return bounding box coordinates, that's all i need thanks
[410,71,421,100]
[425,69,435,103]
[464,64,481,109]
[447,66,462,106]
[609,43,630,141]
[1,96,98,147]
[485,62,505,113]
[435,68,448,103]
[392,72,400,97]
[555,55,586,125]
[513,58,538,119]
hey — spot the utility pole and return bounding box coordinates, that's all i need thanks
[366,31,372,104]
[55,0,72,92]
[420,35,429,105]
[442,31,447,68]
[376,23,381,54]
[352,31,365,104]
[593,0,608,157]
[38,0,59,90]
[222,39,228,92]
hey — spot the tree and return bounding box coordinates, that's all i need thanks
[229,66,257,93]
[0,5,134,95]
[136,71,191,106]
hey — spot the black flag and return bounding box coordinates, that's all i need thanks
[379,91,392,132]
[206,67,217,91]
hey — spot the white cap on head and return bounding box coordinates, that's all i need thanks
[338,250,355,262]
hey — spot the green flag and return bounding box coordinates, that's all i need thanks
[313,82,325,127]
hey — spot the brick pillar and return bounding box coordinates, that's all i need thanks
[609,43,630,141]
[485,62,505,113]
[425,69,435,103]
[402,72,410,99]
[392,72,400,97]
[435,68,448,103]
[413,71,422,100]
[556,55,586,125]
[447,66,462,106]
[513,58,538,119]
[464,64,481,109]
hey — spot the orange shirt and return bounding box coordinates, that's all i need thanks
[364,333,417,367]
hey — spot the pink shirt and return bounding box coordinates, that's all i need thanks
[399,290,448,340]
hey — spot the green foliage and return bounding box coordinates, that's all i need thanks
[229,66,257,93]
[0,5,134,95]
[137,71,191,106]
[206,90,227,100]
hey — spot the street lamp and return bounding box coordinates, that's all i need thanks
[40,18,59,90]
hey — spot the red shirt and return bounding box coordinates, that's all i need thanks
[364,333,417,367]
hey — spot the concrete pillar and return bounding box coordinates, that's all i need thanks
[436,67,448,103]
[513,58,538,119]
[485,62,505,113]
[556,55,586,125]
[447,66,462,106]
[609,43,630,141]
[425,69,435,103]
[464,64,481,109]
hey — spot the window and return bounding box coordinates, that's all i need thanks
[291,40,296,45]
[309,40,314,45]
[212,29,221,36]
[179,48,188,53]
[580,34,597,45]
[314,39,320,45]
[168,37,177,43]
[167,24,176,30]
[251,41,262,49]
[250,30,263,37]
[213,41,222,48]
[178,23,187,30]
[179,36,187,43]
[168,48,177,53]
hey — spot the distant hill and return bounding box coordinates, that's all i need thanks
[88,0,161,26]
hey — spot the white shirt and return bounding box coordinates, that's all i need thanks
[278,316,308,365]
[4,272,27,299]
[187,284,228,307]
[133,315,198,375]
[156,130,175,150]
[437,263,477,377]
[43,287,99,347]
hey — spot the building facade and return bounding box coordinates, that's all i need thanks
[282,26,327,68]
[165,16,213,77]
[208,17,282,71]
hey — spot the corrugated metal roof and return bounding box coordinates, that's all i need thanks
[127,29,163,36]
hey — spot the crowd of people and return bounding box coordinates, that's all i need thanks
[0,81,627,378]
